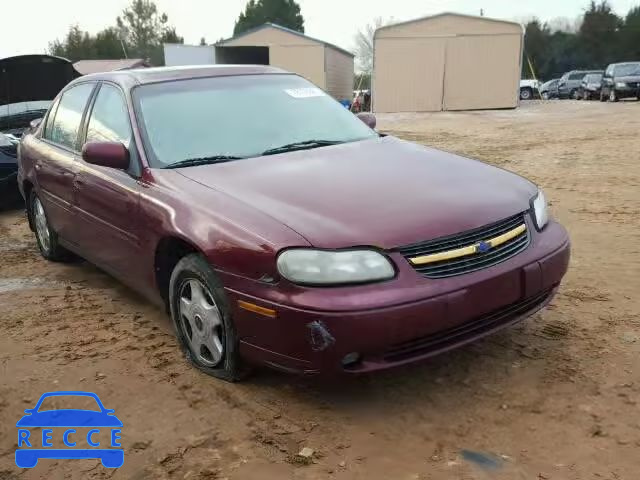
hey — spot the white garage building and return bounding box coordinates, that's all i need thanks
[216,24,354,102]
[373,13,524,113]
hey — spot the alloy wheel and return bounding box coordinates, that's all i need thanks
[178,279,224,367]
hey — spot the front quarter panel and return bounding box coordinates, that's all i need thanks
[139,169,310,286]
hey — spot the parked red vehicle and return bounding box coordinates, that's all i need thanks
[18,66,570,381]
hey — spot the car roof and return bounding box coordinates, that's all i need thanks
[74,64,290,88]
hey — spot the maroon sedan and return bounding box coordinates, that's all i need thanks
[18,66,570,381]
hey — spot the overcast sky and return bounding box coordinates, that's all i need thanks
[1,0,638,59]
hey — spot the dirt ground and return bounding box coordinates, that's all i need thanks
[1,100,639,480]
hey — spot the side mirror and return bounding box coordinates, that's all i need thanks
[356,112,377,130]
[29,118,43,131]
[82,141,130,170]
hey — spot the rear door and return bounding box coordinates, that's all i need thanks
[35,82,96,239]
[73,82,143,283]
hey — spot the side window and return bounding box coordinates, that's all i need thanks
[43,97,61,139]
[47,83,95,149]
[569,73,584,80]
[85,84,132,147]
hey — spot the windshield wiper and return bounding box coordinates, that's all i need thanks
[261,140,344,156]
[164,155,245,169]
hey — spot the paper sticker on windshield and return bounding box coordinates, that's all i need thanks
[284,88,326,99]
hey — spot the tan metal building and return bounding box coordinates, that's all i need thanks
[217,24,354,101]
[373,13,524,113]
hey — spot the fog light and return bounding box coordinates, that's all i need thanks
[341,352,361,368]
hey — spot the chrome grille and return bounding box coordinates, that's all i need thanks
[398,213,530,279]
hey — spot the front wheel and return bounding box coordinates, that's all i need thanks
[169,254,248,382]
[29,191,71,261]
[571,89,580,100]
[520,88,533,100]
[541,92,550,100]
[609,89,619,102]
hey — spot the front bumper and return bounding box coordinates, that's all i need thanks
[226,220,570,375]
[615,84,640,98]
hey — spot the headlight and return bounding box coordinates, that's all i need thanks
[531,190,549,230]
[616,82,626,88]
[277,249,395,285]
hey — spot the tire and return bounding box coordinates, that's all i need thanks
[520,88,533,101]
[169,253,249,382]
[583,91,589,101]
[609,89,619,102]
[600,91,607,102]
[571,89,580,100]
[28,191,71,261]
[541,92,550,100]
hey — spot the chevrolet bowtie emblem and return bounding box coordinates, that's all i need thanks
[476,241,492,253]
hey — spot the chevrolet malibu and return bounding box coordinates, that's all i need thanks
[18,66,570,381]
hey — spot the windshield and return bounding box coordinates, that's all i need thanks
[615,63,640,76]
[133,74,377,168]
[0,101,51,119]
[585,74,602,82]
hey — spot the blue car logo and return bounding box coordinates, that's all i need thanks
[15,391,123,468]
[476,241,492,253]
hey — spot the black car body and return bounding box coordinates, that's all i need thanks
[601,62,640,102]
[0,55,79,191]
[579,73,603,100]
[558,70,603,99]
[540,79,560,100]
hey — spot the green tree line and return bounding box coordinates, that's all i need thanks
[48,0,183,66]
[524,1,640,80]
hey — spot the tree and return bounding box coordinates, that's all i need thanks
[353,17,391,74]
[48,25,96,61]
[117,0,176,60]
[523,20,551,78]
[354,72,370,90]
[619,6,640,60]
[94,28,127,59]
[577,1,622,67]
[234,0,304,36]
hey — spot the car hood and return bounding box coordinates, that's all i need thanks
[177,136,537,249]
[16,410,123,427]
[0,55,80,107]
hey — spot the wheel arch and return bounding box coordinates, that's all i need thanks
[23,179,35,231]
[154,235,206,310]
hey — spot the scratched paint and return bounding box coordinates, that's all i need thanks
[307,320,336,352]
